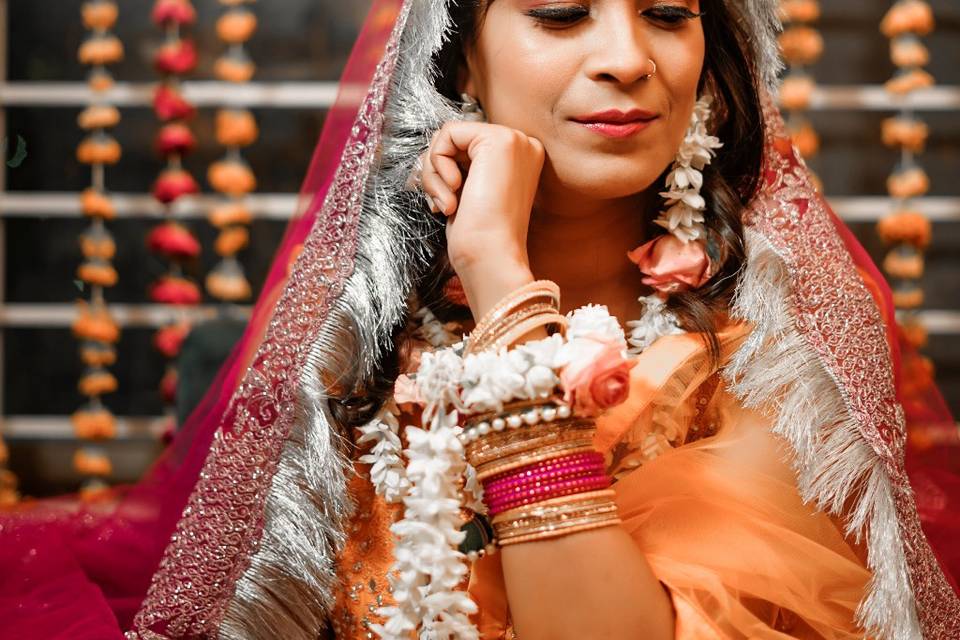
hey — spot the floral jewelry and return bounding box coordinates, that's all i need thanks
[627,95,723,295]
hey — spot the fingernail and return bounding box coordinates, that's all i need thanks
[430,196,444,214]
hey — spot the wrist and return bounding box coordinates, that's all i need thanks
[458,260,535,321]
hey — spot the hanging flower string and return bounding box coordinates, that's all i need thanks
[150,0,202,427]
[206,0,259,303]
[71,0,125,500]
[879,0,935,319]
[778,0,823,188]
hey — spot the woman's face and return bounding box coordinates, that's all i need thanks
[463,0,705,210]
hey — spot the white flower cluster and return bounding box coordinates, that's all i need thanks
[565,303,627,343]
[372,407,478,640]
[356,401,410,504]
[626,295,684,355]
[655,96,723,243]
[415,306,464,348]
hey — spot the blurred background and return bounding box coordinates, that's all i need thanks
[0,0,958,498]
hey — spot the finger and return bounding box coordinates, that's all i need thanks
[404,155,425,192]
[430,121,489,163]
[430,152,464,194]
[420,152,458,215]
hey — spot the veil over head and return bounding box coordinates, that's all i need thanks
[2,1,958,639]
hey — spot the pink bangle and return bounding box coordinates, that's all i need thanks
[483,453,603,494]
[484,451,603,484]
[485,469,600,502]
[483,460,605,499]
[486,475,611,515]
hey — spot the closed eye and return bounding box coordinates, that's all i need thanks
[525,4,590,27]
[641,4,704,27]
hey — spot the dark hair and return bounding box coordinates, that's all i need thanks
[334,0,765,429]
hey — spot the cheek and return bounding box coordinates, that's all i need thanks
[484,53,572,138]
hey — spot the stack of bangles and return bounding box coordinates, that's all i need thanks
[460,280,622,549]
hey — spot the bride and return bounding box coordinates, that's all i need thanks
[3,1,959,639]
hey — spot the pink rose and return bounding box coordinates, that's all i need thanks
[393,373,423,409]
[626,234,714,294]
[559,338,632,416]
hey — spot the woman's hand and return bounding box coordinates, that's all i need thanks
[417,121,545,319]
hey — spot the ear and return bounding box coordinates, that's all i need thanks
[457,57,479,98]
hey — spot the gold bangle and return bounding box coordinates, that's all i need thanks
[469,302,560,354]
[462,398,567,430]
[497,515,622,546]
[490,312,567,351]
[466,281,560,355]
[465,415,594,455]
[469,297,560,355]
[466,423,595,468]
[491,489,618,525]
[468,282,559,344]
[495,505,621,539]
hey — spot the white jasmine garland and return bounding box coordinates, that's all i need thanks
[626,295,684,355]
[357,400,410,504]
[415,305,464,348]
[655,95,723,244]
[372,402,478,640]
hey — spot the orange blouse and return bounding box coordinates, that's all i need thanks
[330,321,873,639]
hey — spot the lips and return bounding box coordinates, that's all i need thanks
[572,109,658,139]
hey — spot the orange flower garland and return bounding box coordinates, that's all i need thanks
[151,0,203,417]
[778,0,822,188]
[72,0,124,494]
[207,0,259,303]
[878,1,935,328]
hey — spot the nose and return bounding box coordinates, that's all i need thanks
[583,8,653,86]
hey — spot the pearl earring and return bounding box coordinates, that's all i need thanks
[460,93,487,122]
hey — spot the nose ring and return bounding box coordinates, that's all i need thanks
[642,58,657,80]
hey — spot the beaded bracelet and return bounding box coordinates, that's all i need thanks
[460,401,573,443]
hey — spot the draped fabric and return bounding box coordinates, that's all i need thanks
[2,1,959,638]
[466,325,872,639]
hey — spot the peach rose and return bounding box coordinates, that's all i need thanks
[559,338,632,416]
[393,373,423,409]
[627,234,714,294]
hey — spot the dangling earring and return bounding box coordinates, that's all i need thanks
[626,95,723,294]
[656,95,723,243]
[624,96,723,353]
[460,93,487,122]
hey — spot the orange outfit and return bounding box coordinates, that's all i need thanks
[332,321,873,639]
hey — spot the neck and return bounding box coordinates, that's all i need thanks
[526,192,652,322]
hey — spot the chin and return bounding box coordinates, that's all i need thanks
[547,151,670,201]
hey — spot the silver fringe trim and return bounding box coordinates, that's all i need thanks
[724,229,922,640]
[733,0,784,91]
[216,2,460,637]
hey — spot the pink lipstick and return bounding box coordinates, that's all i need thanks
[572,109,658,139]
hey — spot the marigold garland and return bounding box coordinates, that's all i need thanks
[150,0,202,423]
[778,0,822,189]
[206,0,258,303]
[71,0,125,496]
[878,1,935,343]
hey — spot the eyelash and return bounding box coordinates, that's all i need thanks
[525,3,703,28]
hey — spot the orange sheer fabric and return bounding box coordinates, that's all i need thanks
[469,322,873,639]
[331,320,873,638]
